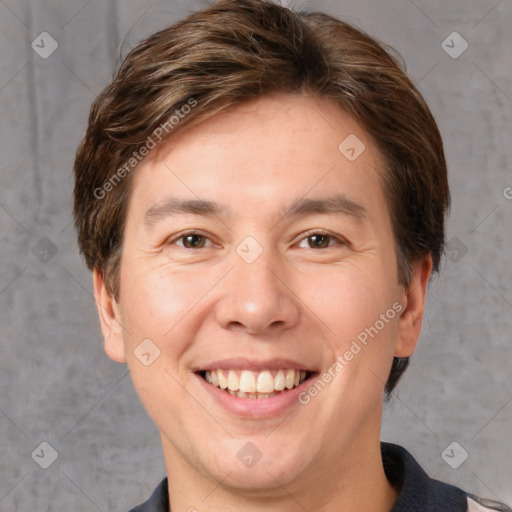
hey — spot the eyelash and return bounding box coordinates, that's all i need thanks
[167,230,346,250]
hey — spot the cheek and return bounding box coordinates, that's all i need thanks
[309,265,400,390]
[305,264,398,342]
[119,262,196,347]
[118,259,225,360]
[117,263,202,423]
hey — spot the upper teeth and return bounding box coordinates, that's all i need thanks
[204,369,307,393]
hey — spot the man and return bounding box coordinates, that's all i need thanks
[73,1,511,510]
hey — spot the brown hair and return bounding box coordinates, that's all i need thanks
[73,0,450,394]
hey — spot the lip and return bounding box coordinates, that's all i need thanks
[192,357,316,373]
[194,370,317,419]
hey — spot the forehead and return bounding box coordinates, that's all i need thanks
[128,93,388,227]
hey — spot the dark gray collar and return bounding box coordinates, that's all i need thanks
[382,442,468,511]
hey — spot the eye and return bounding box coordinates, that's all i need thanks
[171,232,212,249]
[297,232,343,249]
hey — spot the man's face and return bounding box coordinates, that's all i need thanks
[96,94,427,494]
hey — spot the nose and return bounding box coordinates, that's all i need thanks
[214,246,301,335]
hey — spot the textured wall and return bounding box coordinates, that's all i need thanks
[0,0,510,510]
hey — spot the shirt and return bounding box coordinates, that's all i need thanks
[127,442,511,511]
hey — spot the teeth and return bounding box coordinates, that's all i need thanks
[203,368,308,396]
[285,369,295,389]
[217,370,228,389]
[256,370,274,393]
[228,390,277,399]
[274,370,285,391]
[227,370,238,391]
[239,370,256,393]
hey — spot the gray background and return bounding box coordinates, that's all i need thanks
[0,0,511,510]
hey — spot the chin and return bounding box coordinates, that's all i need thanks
[201,435,311,493]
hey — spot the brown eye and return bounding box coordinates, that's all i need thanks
[306,234,334,249]
[177,234,208,249]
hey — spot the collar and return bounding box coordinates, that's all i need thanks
[382,442,468,511]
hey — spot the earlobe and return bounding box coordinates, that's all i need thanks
[93,269,127,363]
[394,255,433,358]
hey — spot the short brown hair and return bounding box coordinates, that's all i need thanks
[73,0,450,394]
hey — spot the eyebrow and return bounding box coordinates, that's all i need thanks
[144,198,222,227]
[143,194,367,228]
[282,195,367,222]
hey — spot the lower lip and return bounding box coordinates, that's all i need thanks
[195,373,314,418]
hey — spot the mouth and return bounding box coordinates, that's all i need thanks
[197,368,314,399]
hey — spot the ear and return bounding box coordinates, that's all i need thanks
[93,268,127,363]
[394,254,433,358]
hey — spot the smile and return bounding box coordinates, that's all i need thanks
[201,369,311,398]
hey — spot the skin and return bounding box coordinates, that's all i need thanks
[94,93,432,512]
